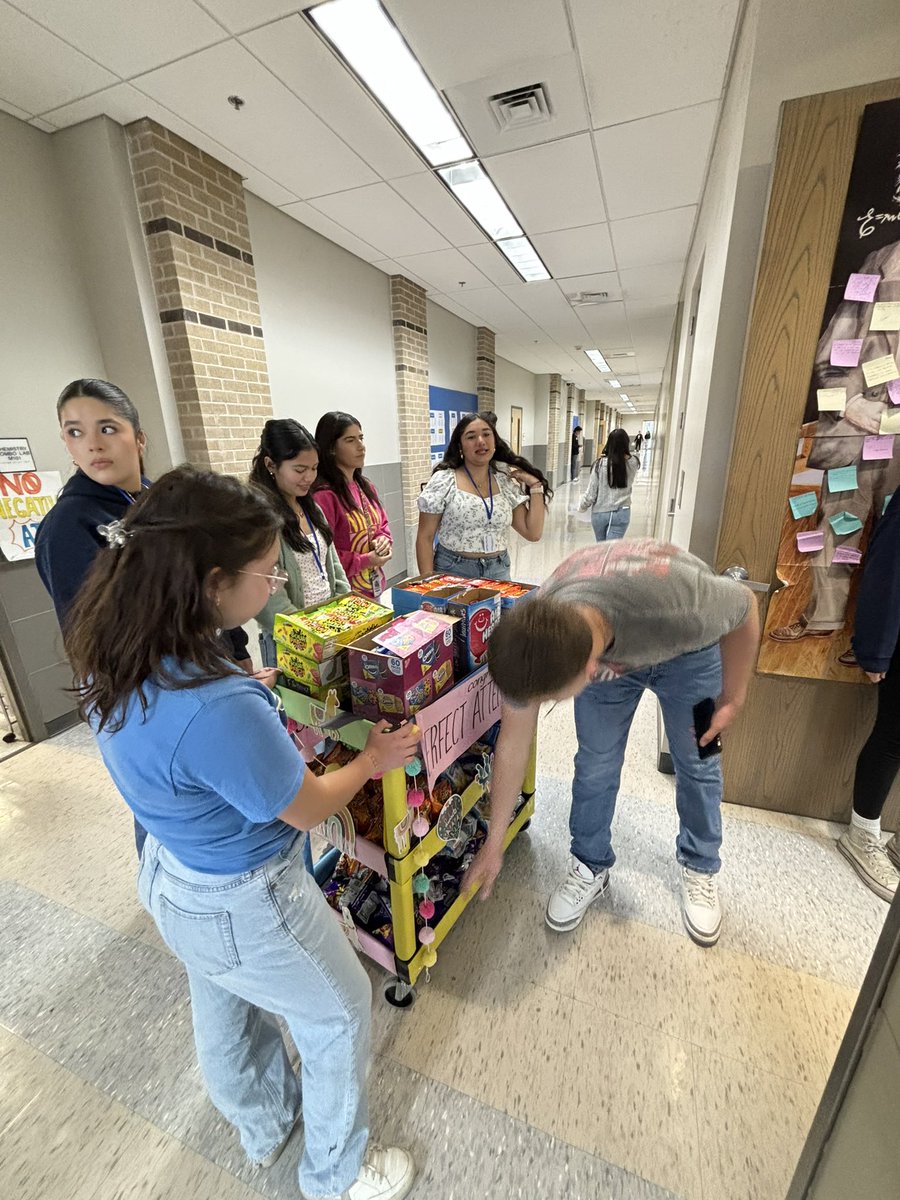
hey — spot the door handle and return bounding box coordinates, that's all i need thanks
[721,565,779,594]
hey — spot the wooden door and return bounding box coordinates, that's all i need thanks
[717,77,900,827]
[509,406,522,455]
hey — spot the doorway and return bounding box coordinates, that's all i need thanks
[662,266,702,542]
[509,406,523,455]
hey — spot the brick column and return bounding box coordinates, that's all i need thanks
[546,373,562,486]
[126,119,272,474]
[577,388,585,428]
[476,327,495,412]
[391,276,430,564]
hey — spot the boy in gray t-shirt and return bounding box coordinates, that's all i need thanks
[464,539,759,947]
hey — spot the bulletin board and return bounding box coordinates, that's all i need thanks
[428,386,477,469]
[759,96,900,682]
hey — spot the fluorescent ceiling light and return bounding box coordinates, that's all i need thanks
[308,0,472,166]
[608,379,621,388]
[619,393,630,403]
[584,349,611,372]
[496,237,551,282]
[438,161,522,240]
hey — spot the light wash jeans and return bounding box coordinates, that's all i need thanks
[571,643,724,875]
[138,833,371,1198]
[433,544,511,581]
[591,508,631,542]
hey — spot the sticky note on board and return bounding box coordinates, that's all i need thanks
[888,379,900,405]
[844,273,880,302]
[827,465,858,492]
[828,511,864,536]
[862,355,900,388]
[863,434,895,460]
[832,546,863,565]
[885,494,894,515]
[817,387,846,412]
[789,491,818,519]
[830,339,863,367]
[879,408,900,434]
[797,530,825,553]
[869,302,900,332]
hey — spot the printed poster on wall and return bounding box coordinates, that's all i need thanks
[759,96,900,683]
[0,471,62,562]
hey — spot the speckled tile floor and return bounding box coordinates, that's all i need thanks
[0,477,887,1200]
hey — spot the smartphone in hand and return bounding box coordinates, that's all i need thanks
[693,697,722,760]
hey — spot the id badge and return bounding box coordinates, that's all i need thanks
[483,530,496,553]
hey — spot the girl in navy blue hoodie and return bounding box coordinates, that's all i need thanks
[838,490,900,901]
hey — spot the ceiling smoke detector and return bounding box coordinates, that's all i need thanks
[488,83,552,131]
[567,291,610,306]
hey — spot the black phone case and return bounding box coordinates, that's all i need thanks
[693,698,722,759]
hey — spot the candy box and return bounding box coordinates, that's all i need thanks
[490,580,538,609]
[276,644,347,688]
[390,573,470,615]
[273,593,392,662]
[279,672,350,709]
[347,611,457,721]
[445,587,502,675]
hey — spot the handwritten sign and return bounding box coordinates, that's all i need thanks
[0,471,61,562]
[830,339,863,367]
[789,492,818,519]
[844,273,880,301]
[862,434,895,461]
[416,665,502,790]
[862,355,900,388]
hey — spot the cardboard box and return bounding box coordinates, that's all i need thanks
[273,593,392,662]
[347,611,457,721]
[390,573,470,615]
[487,580,538,609]
[276,644,347,689]
[445,587,502,675]
[279,671,351,709]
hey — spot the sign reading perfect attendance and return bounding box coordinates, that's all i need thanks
[416,664,502,790]
[0,471,61,562]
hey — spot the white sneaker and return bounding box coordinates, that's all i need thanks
[301,1145,415,1200]
[545,856,609,932]
[886,833,900,873]
[838,828,899,903]
[680,867,721,947]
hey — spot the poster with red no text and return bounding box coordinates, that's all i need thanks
[0,471,61,562]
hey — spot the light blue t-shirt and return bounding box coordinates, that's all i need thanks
[96,669,305,873]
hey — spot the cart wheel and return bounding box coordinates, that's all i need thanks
[519,818,531,832]
[384,979,415,1009]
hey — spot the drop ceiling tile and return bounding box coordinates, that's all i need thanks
[611,206,696,269]
[459,242,523,287]
[483,134,606,235]
[428,294,479,325]
[240,15,424,181]
[445,52,590,158]
[196,0,299,34]
[12,0,226,77]
[393,248,492,293]
[280,201,385,262]
[531,223,615,278]
[594,101,719,220]
[390,0,573,90]
[1,95,31,118]
[446,288,545,341]
[619,261,684,302]
[501,280,591,343]
[626,300,679,324]
[28,116,54,131]
[575,300,632,348]
[570,0,739,128]
[0,3,117,114]
[308,183,450,258]
[390,173,486,246]
[557,270,622,303]
[132,40,378,200]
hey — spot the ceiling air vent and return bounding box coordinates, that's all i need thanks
[488,83,552,131]
[567,291,610,306]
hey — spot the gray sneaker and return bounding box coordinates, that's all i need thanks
[837,828,899,903]
[887,833,900,873]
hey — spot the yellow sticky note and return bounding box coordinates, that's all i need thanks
[870,302,900,332]
[817,387,846,412]
[863,355,900,388]
[880,408,900,434]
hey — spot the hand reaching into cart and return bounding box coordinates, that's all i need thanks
[462,836,505,901]
[364,719,420,774]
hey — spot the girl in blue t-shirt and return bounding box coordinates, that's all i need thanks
[65,466,418,1200]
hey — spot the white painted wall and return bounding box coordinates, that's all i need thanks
[495,355,537,449]
[247,194,399,465]
[426,300,476,394]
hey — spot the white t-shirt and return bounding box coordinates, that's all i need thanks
[293,547,330,607]
[418,468,529,554]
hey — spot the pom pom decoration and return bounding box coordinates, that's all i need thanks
[413,874,430,895]
[422,946,437,968]
[407,788,425,809]
[405,757,422,777]
[418,899,435,920]
[412,847,429,869]
[412,815,430,838]
[418,926,435,945]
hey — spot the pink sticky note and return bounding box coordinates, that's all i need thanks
[863,434,895,460]
[832,546,862,565]
[830,338,863,367]
[844,273,880,302]
[797,530,825,553]
[888,379,900,405]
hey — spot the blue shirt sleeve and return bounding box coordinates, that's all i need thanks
[172,684,306,823]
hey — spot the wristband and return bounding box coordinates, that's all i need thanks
[362,749,380,773]
[529,484,543,494]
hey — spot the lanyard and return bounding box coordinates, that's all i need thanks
[308,527,325,578]
[463,465,494,523]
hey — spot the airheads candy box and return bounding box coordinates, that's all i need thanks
[347,611,457,722]
[390,573,470,615]
[445,587,502,675]
[273,593,392,662]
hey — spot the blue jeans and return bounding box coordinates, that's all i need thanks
[259,630,277,669]
[434,544,511,581]
[571,644,724,875]
[591,508,631,541]
[138,833,370,1197]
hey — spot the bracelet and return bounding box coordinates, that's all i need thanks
[529,484,543,494]
[361,749,379,773]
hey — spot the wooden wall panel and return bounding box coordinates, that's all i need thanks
[716,77,900,827]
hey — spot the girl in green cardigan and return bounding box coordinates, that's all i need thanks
[250,419,350,667]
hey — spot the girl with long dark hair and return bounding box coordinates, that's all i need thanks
[65,466,418,1200]
[250,419,349,667]
[578,427,640,542]
[415,411,551,582]
[313,412,393,599]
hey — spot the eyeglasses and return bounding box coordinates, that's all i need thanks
[239,567,289,594]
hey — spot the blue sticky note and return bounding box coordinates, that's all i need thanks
[789,492,818,519]
[827,466,858,493]
[828,511,864,536]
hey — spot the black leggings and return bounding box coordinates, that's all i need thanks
[853,643,900,819]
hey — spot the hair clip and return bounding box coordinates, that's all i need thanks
[97,519,133,549]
